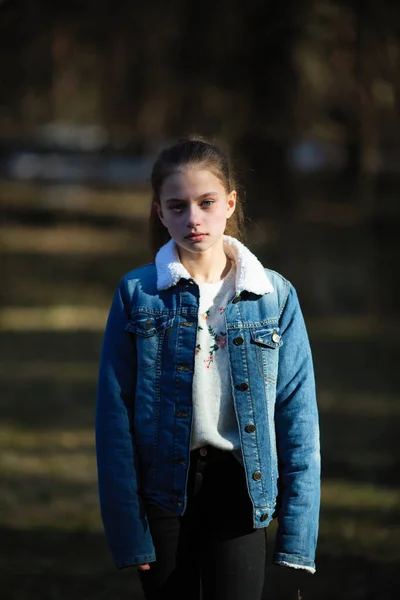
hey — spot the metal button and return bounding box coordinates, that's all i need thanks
[272,329,281,343]
[245,424,256,433]
[199,447,208,457]
[252,471,262,481]
[238,382,249,391]
[260,512,269,522]
[232,295,241,304]
[143,319,153,330]
[233,336,244,346]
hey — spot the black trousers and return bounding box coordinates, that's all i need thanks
[139,446,267,600]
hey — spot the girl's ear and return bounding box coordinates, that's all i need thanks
[226,190,237,218]
[153,202,165,225]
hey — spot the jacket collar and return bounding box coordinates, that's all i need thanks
[155,235,274,295]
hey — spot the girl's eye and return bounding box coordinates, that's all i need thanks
[169,204,184,213]
[201,200,214,208]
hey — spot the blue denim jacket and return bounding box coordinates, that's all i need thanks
[95,238,321,572]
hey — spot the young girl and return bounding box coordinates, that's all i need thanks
[95,137,321,600]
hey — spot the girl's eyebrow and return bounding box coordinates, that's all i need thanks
[165,192,218,203]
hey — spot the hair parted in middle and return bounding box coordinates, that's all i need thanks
[148,136,246,258]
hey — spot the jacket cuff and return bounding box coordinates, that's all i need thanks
[273,552,316,574]
[116,553,156,569]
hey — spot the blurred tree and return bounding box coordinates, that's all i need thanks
[0,0,399,221]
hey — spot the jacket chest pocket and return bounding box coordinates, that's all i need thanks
[250,327,283,383]
[125,314,174,371]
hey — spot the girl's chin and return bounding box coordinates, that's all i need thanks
[179,242,208,253]
[179,239,213,253]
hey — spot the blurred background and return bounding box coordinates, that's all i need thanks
[1,0,399,598]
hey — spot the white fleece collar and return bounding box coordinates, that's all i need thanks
[155,235,274,295]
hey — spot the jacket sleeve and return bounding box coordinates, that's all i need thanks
[95,277,156,569]
[273,284,321,573]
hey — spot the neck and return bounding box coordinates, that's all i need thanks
[178,239,230,283]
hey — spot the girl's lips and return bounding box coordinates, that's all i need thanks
[186,233,207,241]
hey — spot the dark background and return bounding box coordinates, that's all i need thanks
[1,1,399,598]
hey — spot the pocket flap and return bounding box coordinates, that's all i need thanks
[125,313,174,337]
[250,327,283,349]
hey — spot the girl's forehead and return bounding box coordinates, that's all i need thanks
[160,167,225,197]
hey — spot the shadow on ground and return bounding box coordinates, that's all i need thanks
[1,527,399,600]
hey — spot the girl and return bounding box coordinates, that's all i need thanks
[95,137,321,600]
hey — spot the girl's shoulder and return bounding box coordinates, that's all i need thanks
[263,267,291,289]
[117,262,158,296]
[262,267,308,323]
[262,267,292,315]
[122,261,156,282]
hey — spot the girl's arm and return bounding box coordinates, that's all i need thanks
[95,277,156,569]
[273,284,321,573]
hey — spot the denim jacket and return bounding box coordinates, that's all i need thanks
[95,236,321,573]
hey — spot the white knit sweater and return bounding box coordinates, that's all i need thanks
[190,265,238,451]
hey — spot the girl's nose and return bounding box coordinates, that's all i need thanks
[186,206,201,228]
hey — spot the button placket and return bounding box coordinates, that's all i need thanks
[245,424,256,433]
[176,411,188,418]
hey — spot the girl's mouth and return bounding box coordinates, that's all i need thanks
[185,233,207,242]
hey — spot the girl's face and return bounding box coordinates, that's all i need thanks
[155,167,236,257]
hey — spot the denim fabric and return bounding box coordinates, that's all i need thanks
[95,264,321,571]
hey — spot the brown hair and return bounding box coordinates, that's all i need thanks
[148,136,245,258]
